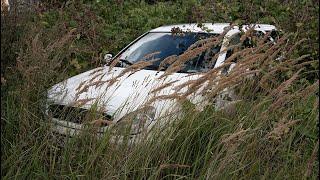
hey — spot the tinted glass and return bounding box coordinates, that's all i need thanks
[118,32,220,72]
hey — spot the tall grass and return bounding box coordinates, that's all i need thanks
[1,0,319,179]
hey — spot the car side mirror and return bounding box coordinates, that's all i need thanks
[103,53,113,64]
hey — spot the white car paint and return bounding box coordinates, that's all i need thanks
[47,23,276,137]
[150,23,231,33]
[48,66,202,120]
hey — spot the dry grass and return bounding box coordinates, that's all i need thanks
[1,1,318,179]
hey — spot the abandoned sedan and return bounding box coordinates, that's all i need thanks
[47,23,277,138]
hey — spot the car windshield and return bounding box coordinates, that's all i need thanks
[118,32,221,73]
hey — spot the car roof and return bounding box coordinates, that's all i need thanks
[149,23,276,33]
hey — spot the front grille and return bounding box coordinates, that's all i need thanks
[48,104,112,124]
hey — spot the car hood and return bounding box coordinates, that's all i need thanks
[47,66,204,120]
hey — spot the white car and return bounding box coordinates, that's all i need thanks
[47,23,277,138]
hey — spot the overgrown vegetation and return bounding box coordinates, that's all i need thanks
[1,0,319,179]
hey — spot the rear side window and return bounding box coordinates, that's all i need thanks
[226,30,278,60]
[222,30,278,74]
